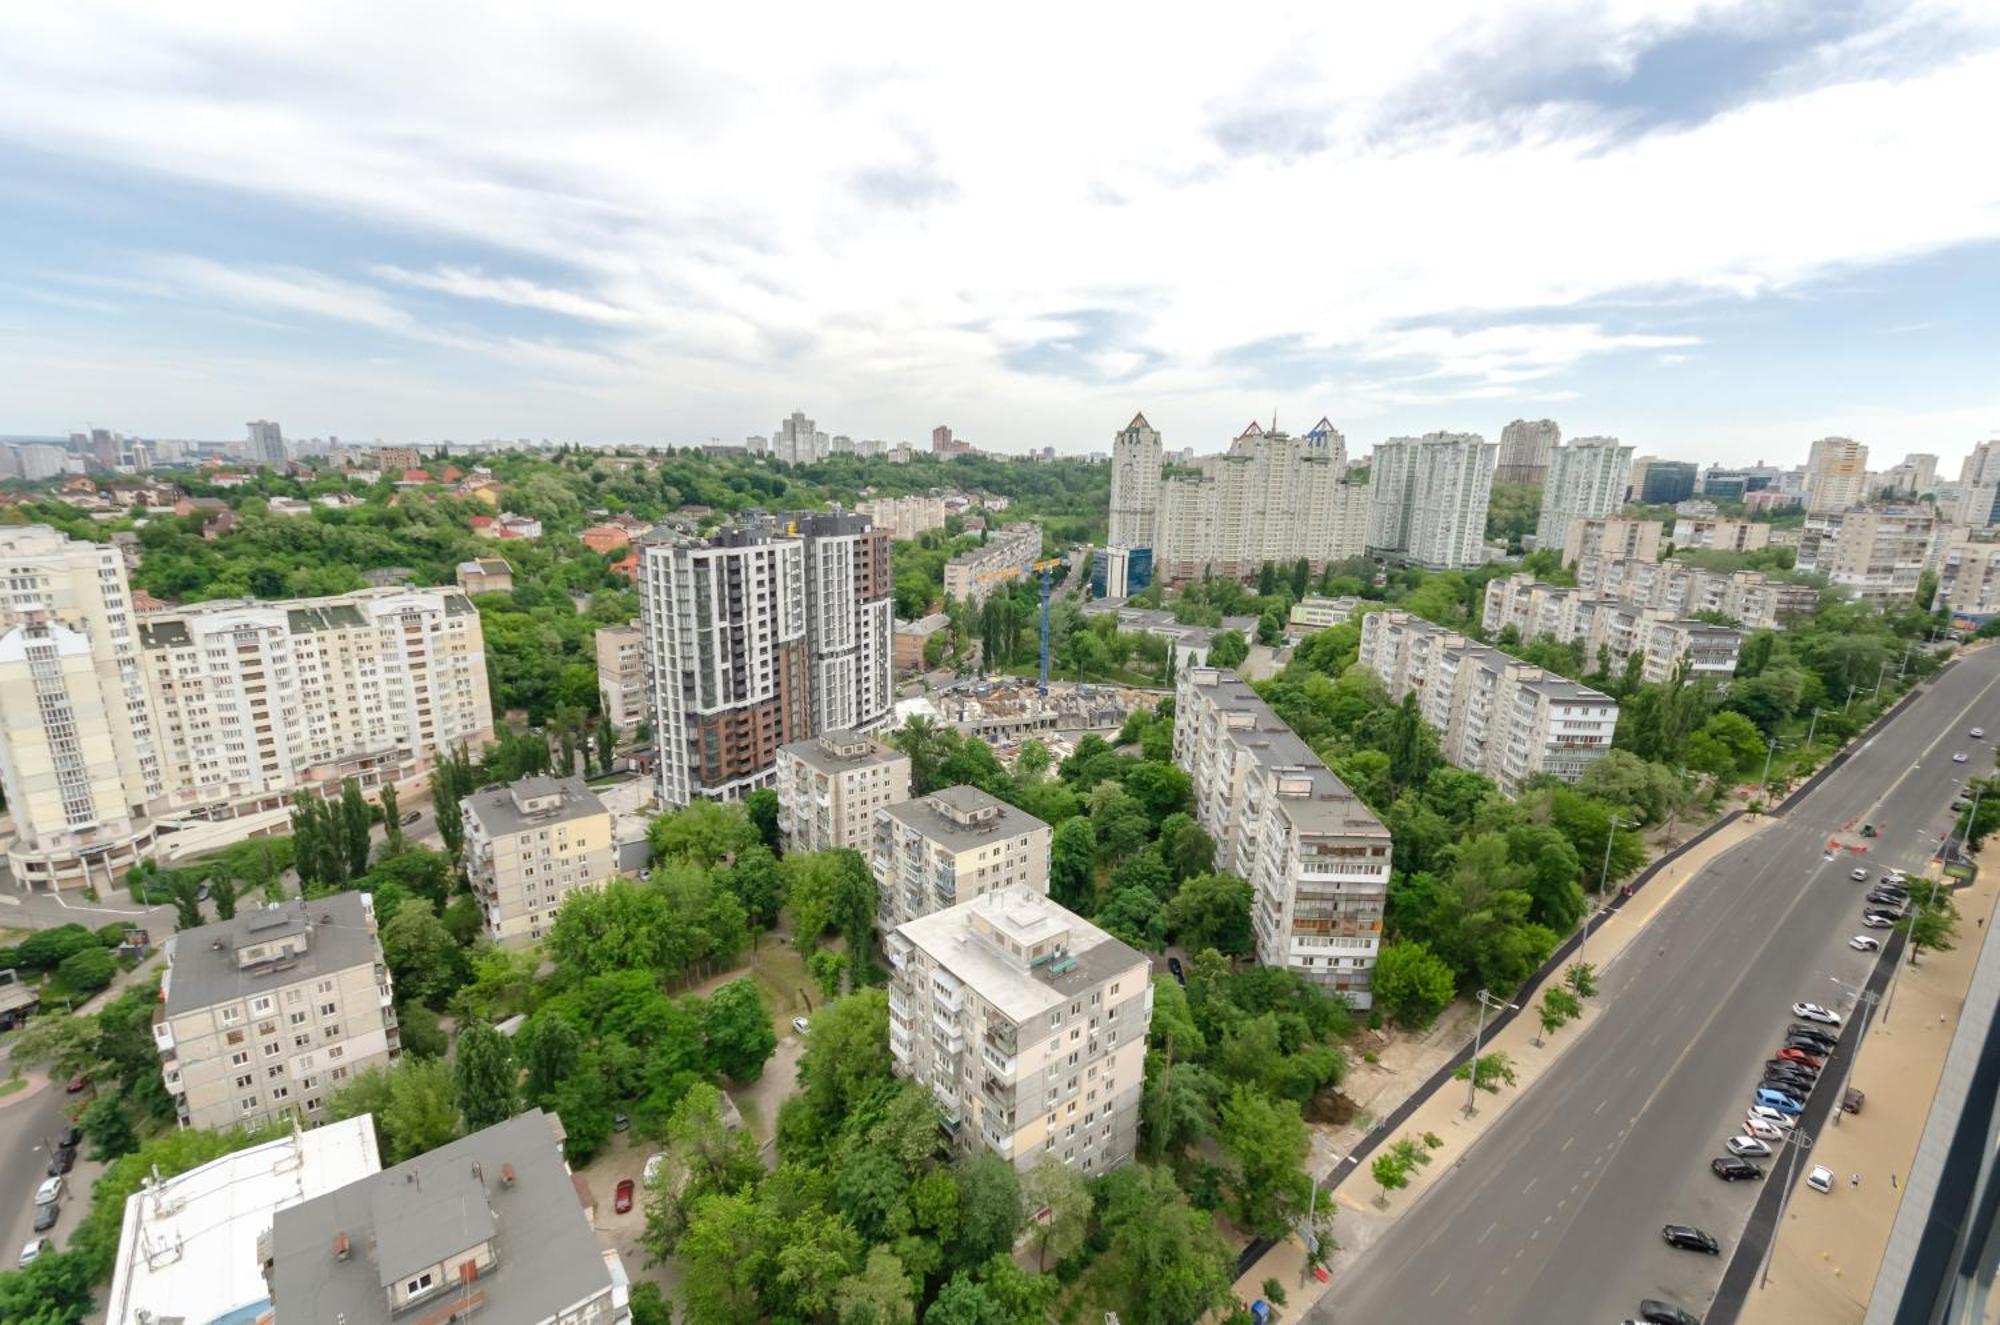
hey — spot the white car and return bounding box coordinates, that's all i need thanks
[1954,752,1970,763]
[1793,1002,1842,1025]
[1808,1164,1835,1193]
[1743,1115,1789,1141]
[33,1176,63,1207]
[1972,727,1986,739]
[17,1239,50,1268]
[792,1016,811,1035]
[1850,935,1881,951]
[1849,867,1869,881]
[1862,911,1899,928]
[1726,1135,1774,1158]
[642,1153,665,1187]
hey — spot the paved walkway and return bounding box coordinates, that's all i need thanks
[1738,848,2000,1323]
[1228,812,1774,1313]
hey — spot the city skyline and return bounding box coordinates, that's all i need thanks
[2,4,1998,467]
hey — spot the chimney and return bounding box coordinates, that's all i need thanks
[499,1162,516,1189]
[333,1230,350,1261]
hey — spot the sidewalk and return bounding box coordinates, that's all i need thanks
[1229,812,1774,1312]
[1737,850,2000,1323]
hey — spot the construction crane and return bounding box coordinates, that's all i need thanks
[1034,557,1067,695]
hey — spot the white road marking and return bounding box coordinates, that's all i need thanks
[1478,1220,1497,1244]
[1560,1136,1575,1152]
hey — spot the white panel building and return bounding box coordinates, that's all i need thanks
[1535,437,1633,553]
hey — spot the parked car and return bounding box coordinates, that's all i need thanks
[612,1113,630,1133]
[1787,1023,1839,1044]
[1842,1087,1866,1115]
[614,1179,635,1214]
[1862,912,1899,928]
[1954,752,1970,763]
[1808,1165,1835,1193]
[57,1125,80,1150]
[642,1153,665,1186]
[1747,1104,1796,1129]
[46,1145,75,1176]
[1763,1069,1815,1089]
[1637,1302,1702,1325]
[792,1016,811,1035]
[1712,1156,1765,1182]
[1867,890,1909,908]
[1973,727,1986,738]
[1662,1225,1720,1255]
[1756,1087,1806,1114]
[1850,935,1881,952]
[32,1202,58,1233]
[1792,1002,1842,1025]
[1167,955,1186,986]
[401,810,422,825]
[1726,1135,1773,1158]
[1743,1117,1788,1142]
[1776,1048,1825,1068]
[17,1239,51,1268]
[64,1074,87,1094]
[1849,867,1870,881]
[34,1176,63,1206]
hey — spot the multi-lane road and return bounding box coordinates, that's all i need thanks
[1312,645,2000,1324]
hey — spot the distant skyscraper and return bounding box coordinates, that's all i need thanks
[1150,419,1362,582]
[931,424,953,453]
[1804,436,1869,513]
[774,411,818,465]
[1535,437,1633,551]
[1494,419,1561,485]
[1881,453,1938,497]
[1107,413,1162,549]
[1637,460,1699,505]
[1369,432,1496,569]
[247,420,287,467]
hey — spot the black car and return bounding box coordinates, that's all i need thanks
[46,1145,76,1176]
[1638,1300,1702,1325]
[1166,956,1186,986]
[1787,1027,1839,1049]
[1766,1056,1820,1075]
[32,1201,58,1232]
[1785,1037,1837,1055]
[1712,1157,1764,1181]
[1867,892,1908,909]
[57,1126,80,1150]
[1763,1066,1816,1085]
[1662,1224,1721,1255]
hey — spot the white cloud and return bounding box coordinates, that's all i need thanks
[0,1,1995,462]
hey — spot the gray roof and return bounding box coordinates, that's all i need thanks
[1193,670,1391,841]
[879,785,1049,852]
[271,1110,612,1325]
[464,776,607,836]
[780,732,905,775]
[164,893,380,1017]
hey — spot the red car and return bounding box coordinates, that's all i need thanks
[614,1179,635,1214]
[1776,1048,1824,1068]
[64,1074,88,1094]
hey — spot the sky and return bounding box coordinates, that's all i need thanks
[2,1,1998,470]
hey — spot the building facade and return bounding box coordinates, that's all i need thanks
[1805,436,1871,513]
[856,493,948,541]
[776,729,912,854]
[1561,515,1663,568]
[1796,506,1939,605]
[797,514,896,735]
[594,621,646,735]
[872,785,1053,930]
[1634,459,1699,505]
[1482,576,1743,683]
[1141,419,1365,583]
[1091,546,1153,600]
[1573,555,1821,629]
[1288,595,1363,632]
[455,558,514,594]
[639,528,811,806]
[1494,418,1560,485]
[1358,611,1619,793]
[462,776,614,945]
[1107,413,1162,550]
[1369,432,1496,569]
[1937,538,2000,626]
[1671,517,1772,553]
[943,523,1043,606]
[886,889,1151,1175]
[1175,666,1393,1003]
[156,892,397,1132]
[1535,437,1633,553]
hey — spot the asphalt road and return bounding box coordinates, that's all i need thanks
[1311,647,2000,1325]
[0,1080,77,1269]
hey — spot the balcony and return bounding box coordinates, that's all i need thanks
[162,1065,184,1095]
[980,1044,1015,1081]
[981,1127,1015,1159]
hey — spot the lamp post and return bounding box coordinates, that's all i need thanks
[1463,989,1518,1118]
[1585,816,1633,953]
[1873,658,1889,701]
[1825,976,1879,1129]
[1805,707,1821,750]
[1758,1128,1816,1291]
[1299,1149,1357,1283]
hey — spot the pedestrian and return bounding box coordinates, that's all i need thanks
[1851,1173,1861,1188]
[1892,1174,1898,1190]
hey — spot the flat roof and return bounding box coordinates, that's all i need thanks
[463,776,607,836]
[104,1116,382,1325]
[879,784,1049,851]
[1188,669,1390,841]
[164,892,380,1017]
[897,888,1146,1022]
[780,732,905,775]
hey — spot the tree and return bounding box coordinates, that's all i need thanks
[678,1190,775,1325]
[1207,630,1249,668]
[650,800,760,868]
[1566,961,1599,999]
[833,1246,916,1325]
[745,788,782,853]
[78,1092,137,1160]
[380,899,468,1007]
[798,990,894,1129]
[398,1002,449,1058]
[332,1058,460,1164]
[643,1082,765,1258]
[1216,1085,1312,1238]
[1096,1164,1234,1325]
[1371,940,1457,1029]
[952,1154,1024,1271]
[784,850,876,953]
[1900,892,1960,967]
[167,872,204,931]
[55,946,115,995]
[453,1019,518,1131]
[893,715,948,795]
[704,978,779,1082]
[340,777,373,878]
[718,844,786,930]
[1452,1051,1518,1095]
[380,782,404,855]
[1371,1149,1412,1205]
[1162,872,1253,956]
[1156,813,1215,882]
[595,721,617,779]
[1021,1152,1089,1271]
[1535,986,1582,1047]
[1049,816,1097,912]
[520,1012,583,1102]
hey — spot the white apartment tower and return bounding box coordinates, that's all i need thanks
[797,514,895,735]
[1796,506,1939,605]
[247,420,287,467]
[872,785,1053,930]
[1175,666,1394,1004]
[1805,436,1870,513]
[776,729,912,855]
[594,621,646,735]
[638,529,810,806]
[0,525,163,889]
[1143,418,1364,583]
[886,889,1151,1175]
[1108,413,1162,549]
[1369,432,1496,569]
[1495,419,1561,485]
[462,776,614,945]
[1535,437,1633,552]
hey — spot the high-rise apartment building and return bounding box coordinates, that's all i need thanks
[137,588,494,821]
[856,493,948,541]
[270,1110,625,1325]
[1805,436,1870,513]
[1175,666,1393,1003]
[1535,437,1633,552]
[638,528,810,805]
[1358,611,1618,793]
[1482,576,1743,683]
[247,420,286,467]
[462,776,613,945]
[1670,517,1771,553]
[1494,418,1560,485]
[776,729,911,854]
[155,892,397,1131]
[943,523,1043,606]
[1881,453,1939,497]
[773,411,827,465]
[872,785,1052,930]
[797,513,895,734]
[1107,413,1162,549]
[886,889,1151,1175]
[1368,432,1496,569]
[1797,506,1938,605]
[0,525,164,890]
[1936,537,2000,625]
[1561,515,1662,568]
[594,621,646,735]
[1574,556,1821,629]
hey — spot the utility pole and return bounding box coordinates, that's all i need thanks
[1805,707,1820,749]
[1585,816,1631,952]
[1463,990,1517,1118]
[1758,1128,1815,1290]
[1873,658,1889,700]
[1760,738,1779,799]
[1825,979,1879,1129]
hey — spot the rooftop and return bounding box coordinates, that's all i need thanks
[103,1116,382,1325]
[271,1110,614,1325]
[897,888,1147,1022]
[879,784,1048,850]
[1186,668,1390,841]
[464,776,608,836]
[781,730,906,775]
[164,893,380,1017]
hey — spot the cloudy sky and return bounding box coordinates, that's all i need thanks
[2,1,1998,469]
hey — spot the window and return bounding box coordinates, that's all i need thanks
[294,1033,311,1048]
[406,1271,434,1295]
[230,1050,250,1067]
[320,1002,337,1016]
[252,996,273,1014]
[327,1045,344,1060]
[220,1006,242,1025]
[235,1073,254,1088]
[290,1011,308,1026]
[267,1065,285,1080]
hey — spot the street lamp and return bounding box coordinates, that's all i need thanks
[1805,707,1821,750]
[1299,1149,1358,1282]
[1758,1128,1816,1291]
[1825,975,1879,1129]
[1463,989,1518,1118]
[1584,816,1633,952]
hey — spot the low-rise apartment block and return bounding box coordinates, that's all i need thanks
[858,493,949,541]
[1358,611,1618,793]
[1797,506,1939,605]
[1483,575,1744,682]
[156,893,397,1132]
[886,889,1151,1175]
[872,785,1052,930]
[1174,666,1394,1004]
[942,523,1043,606]
[777,729,912,854]
[1936,537,2000,626]
[594,620,645,734]
[1573,555,1820,629]
[1288,595,1364,633]
[462,776,614,945]
[894,612,951,671]
[269,1109,627,1325]
[1670,517,1771,554]
[1561,515,1662,568]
